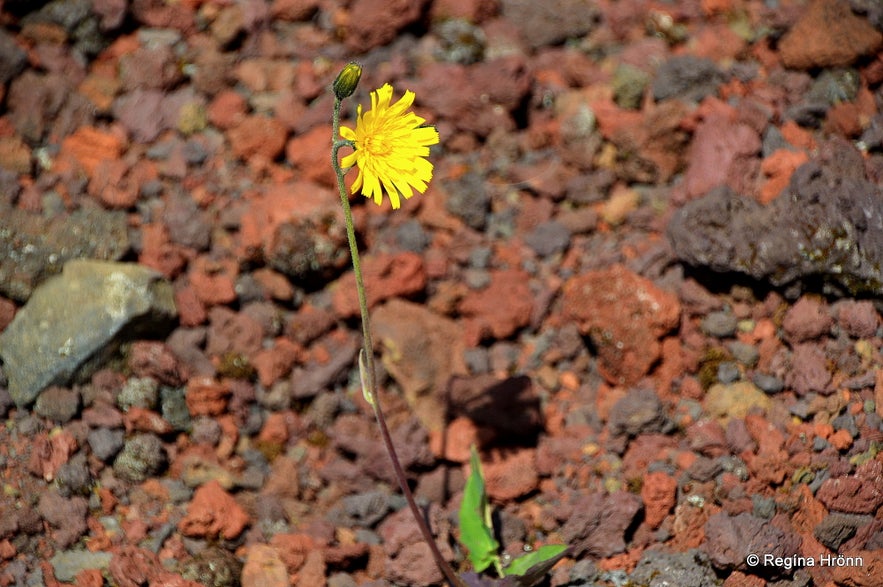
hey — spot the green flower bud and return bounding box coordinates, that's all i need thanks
[333,62,362,99]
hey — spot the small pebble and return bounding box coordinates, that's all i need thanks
[701,311,738,338]
[160,386,191,431]
[716,362,741,384]
[118,377,159,411]
[113,433,168,482]
[56,454,92,497]
[190,417,222,446]
[751,495,776,519]
[524,220,571,257]
[789,398,812,420]
[34,386,80,423]
[727,341,759,367]
[753,373,784,394]
[831,413,858,437]
[468,246,492,269]
[463,347,490,374]
[464,268,491,290]
[87,427,125,462]
[395,219,429,253]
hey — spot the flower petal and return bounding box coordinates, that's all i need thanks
[342,84,440,209]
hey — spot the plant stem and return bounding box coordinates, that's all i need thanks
[332,97,467,587]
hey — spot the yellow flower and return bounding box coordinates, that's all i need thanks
[340,83,440,209]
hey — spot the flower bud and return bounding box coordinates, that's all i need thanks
[333,62,362,99]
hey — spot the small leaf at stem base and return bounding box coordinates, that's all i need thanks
[358,349,375,407]
[459,445,500,574]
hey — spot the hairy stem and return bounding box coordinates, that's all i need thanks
[331,97,466,587]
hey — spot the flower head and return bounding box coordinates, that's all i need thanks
[333,62,362,99]
[340,83,440,209]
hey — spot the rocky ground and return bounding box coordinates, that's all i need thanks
[1,0,883,586]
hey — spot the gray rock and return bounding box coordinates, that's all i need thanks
[608,388,666,438]
[701,310,739,338]
[330,489,392,528]
[753,372,784,394]
[113,433,168,483]
[395,218,430,253]
[716,362,741,384]
[728,341,759,367]
[117,376,160,411]
[814,512,870,550]
[33,386,80,422]
[179,546,242,587]
[444,171,490,230]
[50,549,113,583]
[289,331,358,399]
[0,259,176,407]
[703,512,801,578]
[629,549,717,587]
[561,491,643,558]
[501,0,599,49]
[55,453,92,497]
[613,64,651,110]
[0,203,130,302]
[524,220,571,257]
[433,18,485,65]
[87,427,125,462]
[652,55,724,103]
[160,385,192,432]
[668,158,883,296]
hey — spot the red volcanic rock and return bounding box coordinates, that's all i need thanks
[251,338,302,387]
[561,491,643,558]
[185,377,231,417]
[178,480,249,540]
[206,306,264,357]
[458,269,533,345]
[139,223,187,278]
[269,533,317,572]
[342,0,429,52]
[228,115,288,162]
[207,89,247,130]
[482,448,539,501]
[271,0,321,21]
[331,252,427,318]
[816,460,883,515]
[188,256,238,307]
[285,124,336,187]
[779,0,882,69]
[641,471,677,529]
[835,300,879,339]
[60,126,125,178]
[782,296,832,343]
[759,148,809,204]
[241,544,289,587]
[123,406,173,435]
[679,105,761,201]
[27,430,77,483]
[128,340,182,386]
[173,286,207,327]
[561,265,680,385]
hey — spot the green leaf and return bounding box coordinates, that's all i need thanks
[504,544,568,578]
[459,445,500,573]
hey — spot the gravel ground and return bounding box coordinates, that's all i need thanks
[1,0,883,586]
